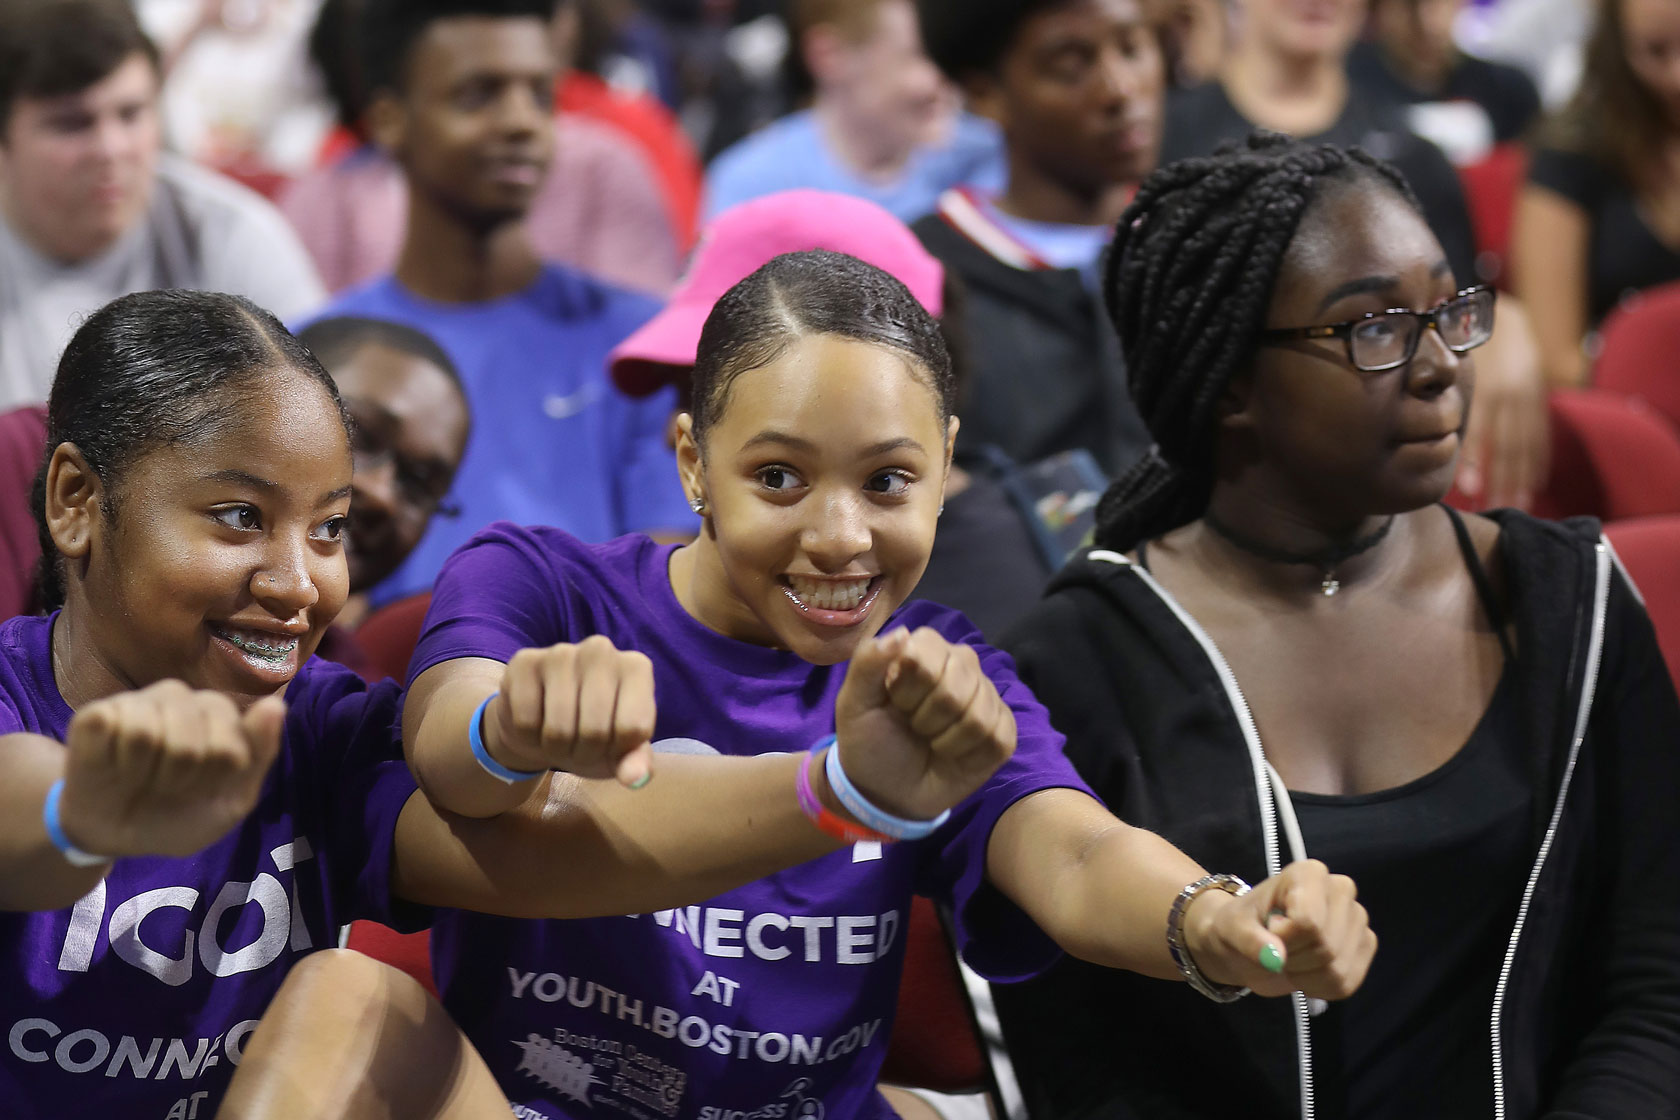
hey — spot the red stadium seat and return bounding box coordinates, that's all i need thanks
[0,405,47,620]
[1458,142,1529,287]
[211,157,293,202]
[1594,279,1680,433]
[354,592,432,685]
[1605,516,1680,695]
[1531,390,1680,521]
[880,897,989,1094]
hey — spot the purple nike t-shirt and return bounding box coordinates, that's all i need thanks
[411,525,1095,1120]
[0,614,421,1120]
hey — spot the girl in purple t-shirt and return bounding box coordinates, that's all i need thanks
[0,290,987,1120]
[247,252,1378,1119]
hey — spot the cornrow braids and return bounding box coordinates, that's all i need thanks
[1093,131,1417,553]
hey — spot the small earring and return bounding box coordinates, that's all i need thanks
[689,497,706,515]
[938,503,945,517]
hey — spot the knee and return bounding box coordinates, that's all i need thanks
[278,949,432,1024]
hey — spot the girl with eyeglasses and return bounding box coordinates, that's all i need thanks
[991,134,1680,1120]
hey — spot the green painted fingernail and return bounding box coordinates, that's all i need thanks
[630,771,652,790]
[1259,944,1285,973]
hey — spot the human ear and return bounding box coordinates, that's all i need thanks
[43,443,103,561]
[674,414,706,509]
[939,415,961,506]
[365,90,407,156]
[1218,370,1257,433]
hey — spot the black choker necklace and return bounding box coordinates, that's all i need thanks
[1203,510,1396,597]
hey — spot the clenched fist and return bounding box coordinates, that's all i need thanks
[56,680,285,860]
[1183,859,1376,1001]
[832,627,1016,822]
[480,636,658,789]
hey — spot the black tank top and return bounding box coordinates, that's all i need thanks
[1291,507,1530,1119]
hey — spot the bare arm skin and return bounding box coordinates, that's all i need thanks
[395,629,1017,918]
[1511,185,1594,389]
[988,789,1375,1000]
[1459,294,1549,510]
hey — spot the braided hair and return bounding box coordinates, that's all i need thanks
[1092,132,1419,552]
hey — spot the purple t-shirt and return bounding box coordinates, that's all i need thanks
[0,614,420,1119]
[411,525,1094,1120]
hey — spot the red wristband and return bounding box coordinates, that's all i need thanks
[795,748,890,845]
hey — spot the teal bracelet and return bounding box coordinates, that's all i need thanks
[820,735,950,841]
[43,779,108,868]
[469,693,545,784]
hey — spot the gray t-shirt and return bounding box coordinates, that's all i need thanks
[0,153,326,406]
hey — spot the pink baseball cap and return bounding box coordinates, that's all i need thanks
[610,189,946,397]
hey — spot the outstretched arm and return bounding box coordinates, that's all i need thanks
[0,681,283,911]
[988,788,1374,1000]
[395,628,1017,919]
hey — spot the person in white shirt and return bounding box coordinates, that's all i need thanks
[0,0,326,408]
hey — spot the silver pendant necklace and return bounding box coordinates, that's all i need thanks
[1203,511,1397,597]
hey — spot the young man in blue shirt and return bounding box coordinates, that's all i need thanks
[314,0,693,604]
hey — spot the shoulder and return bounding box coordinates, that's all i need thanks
[704,114,815,192]
[442,522,654,591]
[1159,83,1240,161]
[1377,124,1458,181]
[1483,508,1606,596]
[912,196,994,270]
[0,614,54,727]
[282,658,407,773]
[936,114,1005,164]
[711,111,816,167]
[1005,550,1181,679]
[1167,80,1227,116]
[284,655,385,722]
[153,155,298,238]
[1528,144,1615,206]
[1459,54,1540,98]
[890,598,988,646]
[418,529,662,667]
[296,276,407,328]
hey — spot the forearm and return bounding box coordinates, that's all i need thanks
[987,790,1210,979]
[1512,189,1591,389]
[392,752,850,918]
[0,735,108,911]
[1033,821,1206,978]
[403,660,542,819]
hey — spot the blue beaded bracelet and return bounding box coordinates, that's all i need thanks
[819,735,950,841]
[469,693,546,784]
[43,779,109,868]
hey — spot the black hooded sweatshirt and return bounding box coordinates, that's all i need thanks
[992,512,1680,1120]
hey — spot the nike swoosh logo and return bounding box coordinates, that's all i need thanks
[543,384,605,419]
